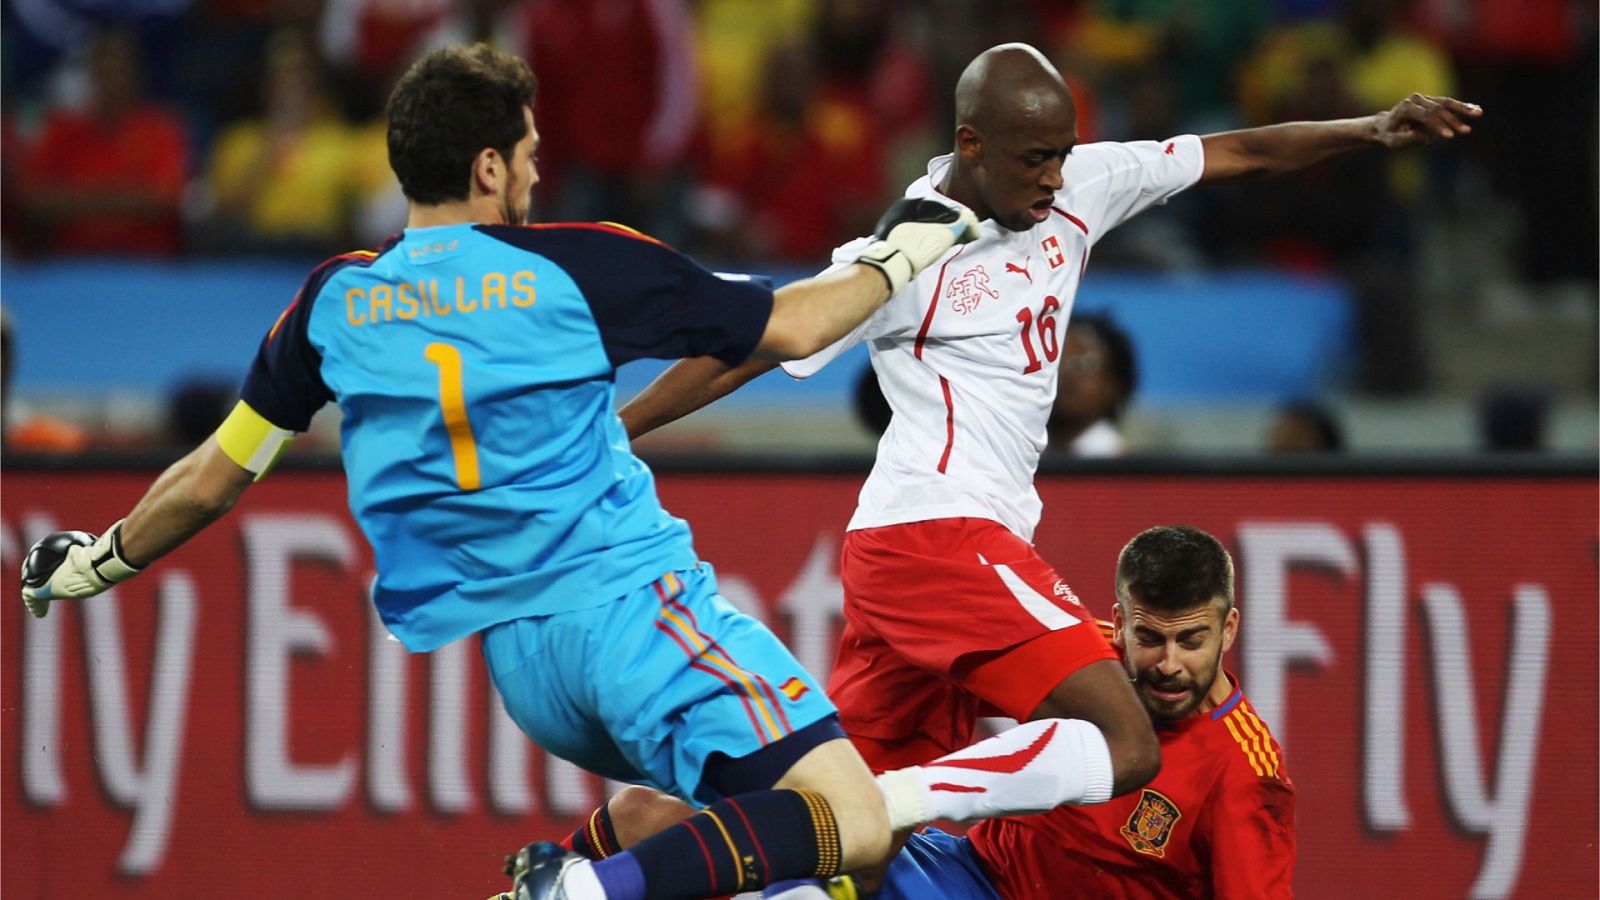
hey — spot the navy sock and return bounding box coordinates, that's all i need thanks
[591,789,841,900]
[565,802,622,860]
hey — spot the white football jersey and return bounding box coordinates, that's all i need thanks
[784,135,1204,541]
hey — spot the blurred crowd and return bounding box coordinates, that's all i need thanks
[3,1,1592,273]
[1,0,1594,454]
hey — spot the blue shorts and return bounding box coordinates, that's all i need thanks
[480,563,836,805]
[873,829,1001,900]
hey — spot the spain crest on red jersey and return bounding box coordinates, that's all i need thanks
[1119,788,1182,858]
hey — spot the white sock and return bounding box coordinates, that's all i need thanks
[559,858,608,900]
[876,718,1114,828]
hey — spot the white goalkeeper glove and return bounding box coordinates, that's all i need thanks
[853,196,981,295]
[20,520,143,617]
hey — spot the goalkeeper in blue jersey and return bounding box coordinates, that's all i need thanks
[19,44,987,900]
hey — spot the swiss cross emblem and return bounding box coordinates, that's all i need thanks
[1042,235,1065,269]
[946,265,999,315]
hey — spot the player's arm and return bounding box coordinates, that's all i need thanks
[619,197,979,439]
[620,355,774,440]
[621,263,892,439]
[22,258,331,617]
[1199,94,1481,184]
[1206,775,1298,898]
[20,428,261,617]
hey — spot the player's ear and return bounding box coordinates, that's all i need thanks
[471,147,502,197]
[1110,603,1126,650]
[955,123,983,162]
[1220,606,1239,653]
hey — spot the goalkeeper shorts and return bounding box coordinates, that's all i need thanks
[481,562,836,804]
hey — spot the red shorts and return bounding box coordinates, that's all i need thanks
[827,518,1116,772]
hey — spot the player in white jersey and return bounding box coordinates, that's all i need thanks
[621,43,1479,796]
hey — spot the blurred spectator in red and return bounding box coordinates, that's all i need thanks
[523,0,697,244]
[198,28,389,255]
[16,27,189,257]
[693,37,886,263]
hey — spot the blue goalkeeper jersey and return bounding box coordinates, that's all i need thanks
[238,222,774,652]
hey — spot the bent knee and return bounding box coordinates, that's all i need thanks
[608,786,695,847]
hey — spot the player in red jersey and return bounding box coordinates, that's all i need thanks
[962,524,1294,899]
[621,42,1478,813]
[509,524,1291,900]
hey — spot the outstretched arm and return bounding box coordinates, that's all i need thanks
[622,197,983,440]
[22,428,261,617]
[1200,93,1481,184]
[118,437,255,565]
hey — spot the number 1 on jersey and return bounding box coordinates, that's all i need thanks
[424,342,481,490]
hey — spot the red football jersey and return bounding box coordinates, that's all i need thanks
[966,676,1295,899]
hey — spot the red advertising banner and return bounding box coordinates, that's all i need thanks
[2,467,1595,898]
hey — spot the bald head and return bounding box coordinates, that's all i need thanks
[941,43,1079,232]
[954,43,1075,137]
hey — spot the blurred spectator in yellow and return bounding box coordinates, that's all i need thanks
[693,36,887,262]
[692,0,814,161]
[1241,1,1455,202]
[200,29,389,254]
[1266,402,1344,453]
[1047,313,1139,457]
[523,0,698,244]
[16,27,189,258]
[1,310,89,454]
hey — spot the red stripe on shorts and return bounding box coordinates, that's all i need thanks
[665,595,794,734]
[653,619,768,745]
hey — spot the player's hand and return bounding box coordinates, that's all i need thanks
[853,196,982,295]
[1373,94,1481,150]
[20,521,143,617]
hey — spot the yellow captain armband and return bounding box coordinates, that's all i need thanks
[216,400,297,481]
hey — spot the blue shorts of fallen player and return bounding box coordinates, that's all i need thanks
[481,562,838,805]
[872,828,1001,900]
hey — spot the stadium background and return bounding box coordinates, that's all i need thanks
[2,1,1596,898]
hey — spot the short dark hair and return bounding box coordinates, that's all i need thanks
[1072,312,1137,420]
[386,44,536,205]
[1116,525,1234,614]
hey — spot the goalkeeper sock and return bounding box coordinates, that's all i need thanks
[876,718,1114,829]
[563,802,622,860]
[587,789,841,900]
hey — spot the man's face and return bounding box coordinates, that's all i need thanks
[961,95,1077,232]
[1113,596,1238,721]
[1054,324,1117,422]
[498,106,540,225]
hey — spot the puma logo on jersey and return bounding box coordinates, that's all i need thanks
[1041,236,1065,269]
[947,265,999,314]
[1005,258,1032,284]
[1164,141,1176,155]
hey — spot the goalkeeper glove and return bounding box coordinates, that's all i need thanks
[854,196,981,295]
[20,520,143,618]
